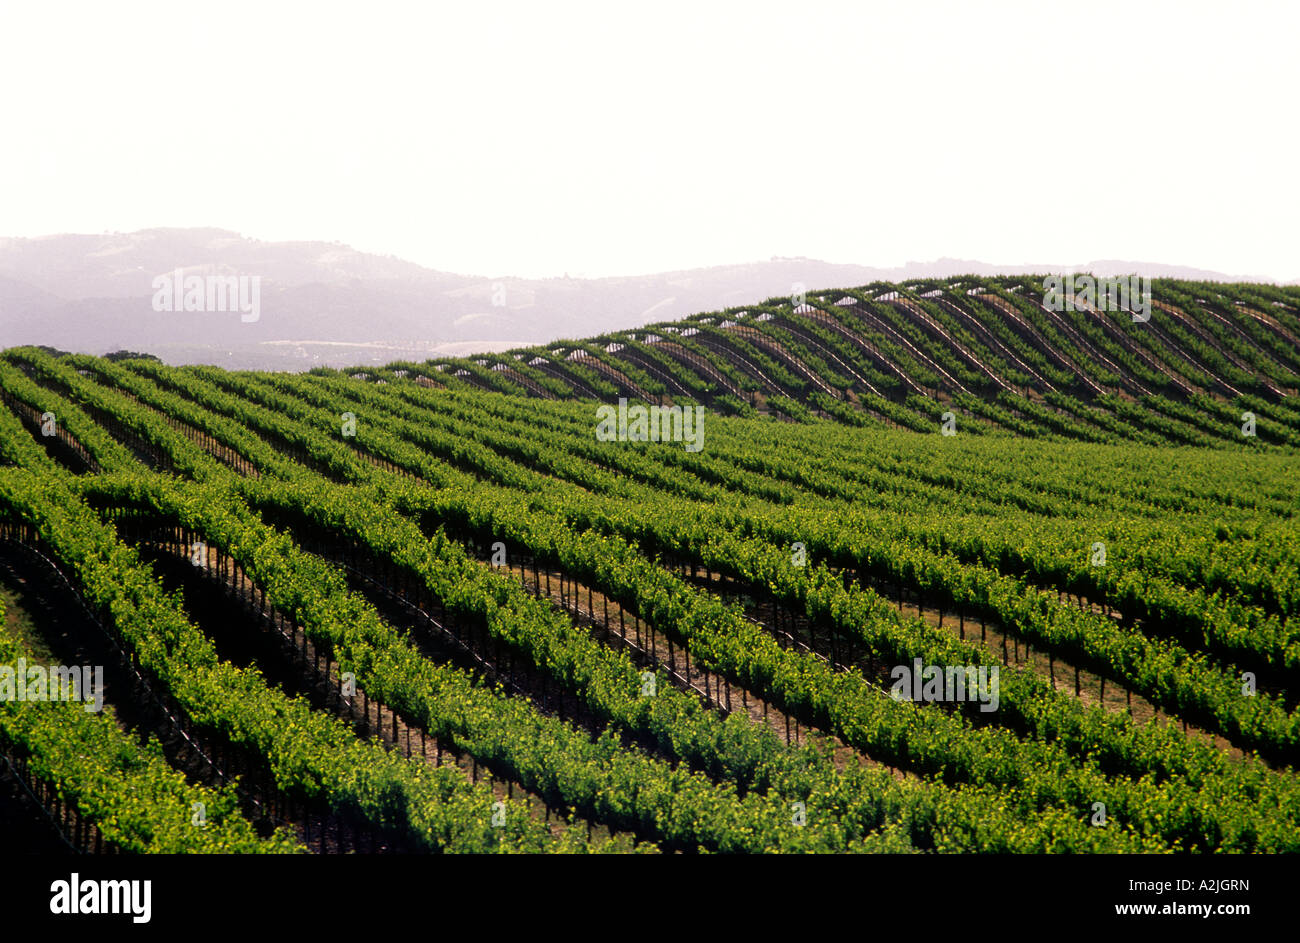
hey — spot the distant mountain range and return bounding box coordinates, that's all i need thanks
[0,228,1292,370]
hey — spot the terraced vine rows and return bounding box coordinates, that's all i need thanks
[1,274,1298,853]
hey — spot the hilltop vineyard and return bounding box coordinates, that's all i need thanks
[1,275,1298,854]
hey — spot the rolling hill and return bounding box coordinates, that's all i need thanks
[335,274,1300,449]
[0,272,1297,856]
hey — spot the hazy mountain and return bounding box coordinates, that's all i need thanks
[0,229,1287,370]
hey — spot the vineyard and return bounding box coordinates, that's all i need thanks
[409,275,1300,447]
[1,274,1298,854]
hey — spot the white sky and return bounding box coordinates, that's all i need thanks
[1,1,1296,280]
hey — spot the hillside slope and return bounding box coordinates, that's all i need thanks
[361,275,1300,449]
[1,344,1298,854]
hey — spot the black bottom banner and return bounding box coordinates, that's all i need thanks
[0,852,1283,932]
